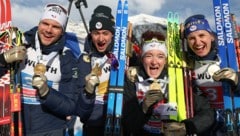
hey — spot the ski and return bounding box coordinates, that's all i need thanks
[0,0,12,135]
[231,14,240,70]
[180,23,194,118]
[1,1,23,136]
[213,0,240,135]
[9,27,23,136]
[105,0,128,135]
[231,14,240,135]
[167,12,186,121]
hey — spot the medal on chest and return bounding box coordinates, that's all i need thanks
[150,80,161,90]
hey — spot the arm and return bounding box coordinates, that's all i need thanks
[38,50,80,116]
[0,46,26,76]
[74,54,96,122]
[182,93,215,135]
[122,77,149,134]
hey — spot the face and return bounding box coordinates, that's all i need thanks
[142,50,167,79]
[38,19,63,46]
[91,30,113,53]
[186,30,214,57]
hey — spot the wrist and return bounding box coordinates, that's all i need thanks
[39,87,49,99]
[84,89,95,99]
[0,54,7,66]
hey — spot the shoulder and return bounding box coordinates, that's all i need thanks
[79,53,91,64]
[64,32,82,59]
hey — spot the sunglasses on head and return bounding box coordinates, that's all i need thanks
[45,3,68,15]
[143,38,165,45]
[141,31,165,44]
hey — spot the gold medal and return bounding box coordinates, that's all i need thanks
[150,80,161,90]
[92,63,102,76]
[34,63,46,75]
[208,63,220,76]
[83,55,90,63]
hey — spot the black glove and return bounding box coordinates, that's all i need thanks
[32,74,49,97]
[142,90,163,113]
[85,72,100,95]
[4,46,26,63]
[163,122,186,136]
[212,68,238,86]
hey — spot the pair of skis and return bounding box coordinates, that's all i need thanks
[167,12,187,121]
[1,0,23,136]
[105,0,128,136]
[180,23,194,119]
[213,0,240,135]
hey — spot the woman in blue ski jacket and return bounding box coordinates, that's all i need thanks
[75,5,117,136]
[0,4,93,136]
[183,14,240,135]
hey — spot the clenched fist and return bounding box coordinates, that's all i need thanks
[32,74,49,97]
[4,46,26,63]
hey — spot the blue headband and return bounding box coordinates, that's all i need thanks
[184,15,212,38]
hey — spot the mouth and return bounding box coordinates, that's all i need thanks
[96,42,106,51]
[193,45,206,53]
[149,66,159,73]
[42,33,54,41]
[194,44,205,50]
[150,66,159,70]
[148,66,161,77]
[97,42,105,47]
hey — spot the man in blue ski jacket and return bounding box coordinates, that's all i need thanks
[0,3,93,136]
[183,14,240,135]
[75,5,116,136]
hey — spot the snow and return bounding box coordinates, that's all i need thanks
[129,13,167,26]
[65,13,167,50]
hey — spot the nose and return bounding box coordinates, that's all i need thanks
[151,56,158,64]
[98,34,104,42]
[45,26,53,33]
[195,37,202,45]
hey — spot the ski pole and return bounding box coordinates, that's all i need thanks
[65,0,74,32]
[75,0,89,34]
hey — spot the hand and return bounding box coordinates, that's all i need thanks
[142,90,163,113]
[66,116,72,120]
[126,66,137,82]
[32,74,49,97]
[212,68,238,86]
[4,46,26,63]
[163,122,186,136]
[85,72,99,95]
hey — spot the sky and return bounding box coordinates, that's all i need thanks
[10,0,240,32]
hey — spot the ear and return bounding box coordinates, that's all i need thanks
[210,33,215,42]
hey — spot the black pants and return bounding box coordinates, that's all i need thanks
[82,125,104,136]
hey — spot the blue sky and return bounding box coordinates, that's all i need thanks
[10,0,240,31]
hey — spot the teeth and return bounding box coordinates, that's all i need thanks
[195,45,204,50]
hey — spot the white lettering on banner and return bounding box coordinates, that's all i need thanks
[113,27,121,59]
[120,27,127,60]
[214,6,225,46]
[222,3,233,44]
